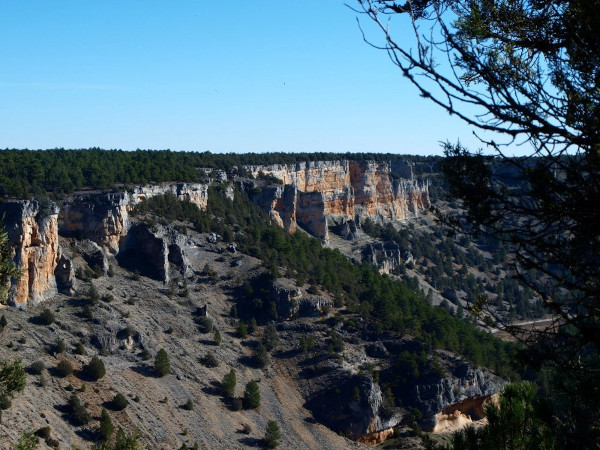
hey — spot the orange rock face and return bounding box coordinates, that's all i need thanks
[1,201,61,307]
[247,160,429,239]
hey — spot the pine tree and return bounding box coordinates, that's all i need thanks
[213,330,221,346]
[154,348,171,377]
[243,380,260,409]
[99,408,114,442]
[221,369,236,397]
[263,420,280,448]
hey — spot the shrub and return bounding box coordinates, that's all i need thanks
[0,394,12,410]
[68,393,91,425]
[221,369,236,397]
[37,309,55,325]
[196,316,213,333]
[28,360,45,375]
[237,322,248,339]
[74,342,86,355]
[264,420,281,448]
[83,356,105,381]
[203,351,219,368]
[154,348,171,376]
[232,397,243,411]
[243,380,261,409]
[261,324,279,352]
[56,359,73,377]
[213,330,222,346]
[182,399,194,411]
[252,344,270,369]
[111,392,129,411]
[0,315,6,331]
[54,338,66,354]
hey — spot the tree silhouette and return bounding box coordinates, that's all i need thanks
[355,0,600,446]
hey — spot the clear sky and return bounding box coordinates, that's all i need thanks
[0,1,484,155]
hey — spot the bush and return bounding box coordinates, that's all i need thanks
[111,392,129,411]
[182,399,194,410]
[154,348,171,376]
[28,360,45,375]
[261,324,279,352]
[54,338,66,354]
[252,344,270,369]
[36,309,55,325]
[213,330,222,346]
[83,356,105,381]
[196,316,213,333]
[0,394,12,410]
[68,393,91,425]
[0,315,6,331]
[203,351,219,368]
[243,380,261,409]
[74,342,86,355]
[237,322,248,339]
[264,420,281,448]
[56,359,73,377]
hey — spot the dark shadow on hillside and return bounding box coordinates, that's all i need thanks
[238,436,263,447]
[130,364,156,378]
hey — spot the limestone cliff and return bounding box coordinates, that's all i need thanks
[0,200,75,307]
[245,160,429,240]
[60,183,208,253]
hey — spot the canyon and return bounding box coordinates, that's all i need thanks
[0,159,500,448]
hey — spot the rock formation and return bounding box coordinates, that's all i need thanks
[245,160,429,240]
[411,362,503,431]
[60,183,208,253]
[0,200,75,307]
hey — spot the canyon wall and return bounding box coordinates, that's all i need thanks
[245,160,429,240]
[0,201,74,308]
[1,183,207,306]
[60,183,208,253]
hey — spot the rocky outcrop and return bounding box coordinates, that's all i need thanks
[60,183,208,254]
[116,223,192,283]
[362,241,404,274]
[432,394,498,433]
[245,160,429,240]
[0,200,75,307]
[305,370,403,445]
[411,363,503,430]
[271,279,333,319]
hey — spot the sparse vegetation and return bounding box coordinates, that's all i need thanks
[203,351,219,368]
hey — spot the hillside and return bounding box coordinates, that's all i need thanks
[0,152,521,448]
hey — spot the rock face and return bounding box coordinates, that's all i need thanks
[362,241,404,274]
[271,279,333,319]
[0,200,75,307]
[306,370,403,445]
[60,183,208,253]
[411,362,503,430]
[117,223,192,283]
[245,160,429,240]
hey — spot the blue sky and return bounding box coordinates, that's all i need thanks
[1,1,484,155]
